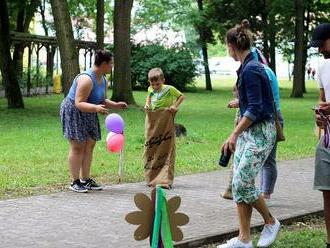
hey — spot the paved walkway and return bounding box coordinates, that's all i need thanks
[0,158,322,248]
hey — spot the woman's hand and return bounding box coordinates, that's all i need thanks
[95,104,109,115]
[315,113,327,128]
[226,132,239,152]
[116,102,128,109]
[228,133,238,152]
[319,102,330,115]
[221,141,229,155]
[227,98,239,108]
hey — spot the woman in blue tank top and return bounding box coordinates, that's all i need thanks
[60,50,127,193]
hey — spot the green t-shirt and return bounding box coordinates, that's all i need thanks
[148,84,182,110]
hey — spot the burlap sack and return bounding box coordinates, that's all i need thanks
[144,110,176,188]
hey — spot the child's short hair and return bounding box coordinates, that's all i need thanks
[148,68,165,82]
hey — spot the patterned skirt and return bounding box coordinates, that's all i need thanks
[60,97,101,142]
[232,120,276,204]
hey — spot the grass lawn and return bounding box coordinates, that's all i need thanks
[203,215,327,248]
[0,77,320,199]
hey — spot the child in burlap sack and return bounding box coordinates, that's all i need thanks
[143,68,185,188]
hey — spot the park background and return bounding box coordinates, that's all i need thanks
[0,1,330,246]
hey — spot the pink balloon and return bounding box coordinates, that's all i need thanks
[106,132,116,142]
[107,134,125,153]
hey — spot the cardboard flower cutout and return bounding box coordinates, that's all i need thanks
[125,188,189,244]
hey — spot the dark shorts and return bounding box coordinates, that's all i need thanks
[314,136,330,191]
[60,97,101,142]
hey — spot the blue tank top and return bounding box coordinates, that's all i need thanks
[67,69,107,104]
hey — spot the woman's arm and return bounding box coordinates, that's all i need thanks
[75,75,108,114]
[222,116,253,153]
[102,82,127,109]
[221,68,263,153]
[104,99,127,109]
[242,69,263,122]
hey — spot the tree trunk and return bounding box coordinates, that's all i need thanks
[288,60,292,81]
[12,44,24,81]
[0,0,24,108]
[41,0,54,94]
[302,44,307,93]
[302,6,311,94]
[197,0,212,91]
[13,0,40,83]
[13,4,26,82]
[96,0,104,50]
[111,0,135,104]
[50,0,80,96]
[269,15,276,74]
[201,45,212,90]
[40,0,49,36]
[261,2,270,65]
[46,46,56,94]
[291,0,305,98]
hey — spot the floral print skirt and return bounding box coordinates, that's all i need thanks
[232,120,276,204]
[60,97,101,142]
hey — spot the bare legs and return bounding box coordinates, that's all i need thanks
[237,203,253,242]
[237,195,274,243]
[80,139,96,179]
[68,139,96,181]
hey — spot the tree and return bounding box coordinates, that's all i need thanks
[134,0,193,31]
[96,0,104,49]
[0,0,24,108]
[12,0,40,87]
[279,41,294,81]
[39,0,56,93]
[50,0,80,95]
[67,0,113,41]
[291,0,305,98]
[196,0,213,90]
[135,0,214,90]
[206,0,278,73]
[111,0,136,104]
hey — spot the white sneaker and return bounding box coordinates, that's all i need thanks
[257,218,281,247]
[217,237,252,248]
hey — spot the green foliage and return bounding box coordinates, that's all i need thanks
[134,0,217,61]
[134,0,195,31]
[18,66,52,90]
[131,44,197,91]
[67,0,113,38]
[206,0,265,39]
[207,40,227,57]
[6,0,41,33]
[205,0,330,70]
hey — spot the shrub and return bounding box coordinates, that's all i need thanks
[131,44,196,91]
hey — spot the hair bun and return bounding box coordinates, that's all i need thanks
[238,30,246,38]
[241,19,250,29]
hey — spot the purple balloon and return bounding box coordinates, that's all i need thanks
[105,114,124,133]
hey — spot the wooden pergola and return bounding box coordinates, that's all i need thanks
[9,31,109,95]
